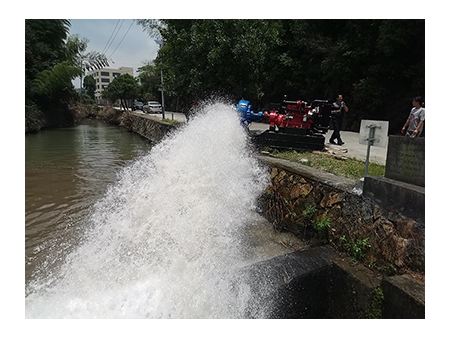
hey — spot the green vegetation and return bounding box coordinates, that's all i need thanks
[313,211,331,243]
[366,287,384,319]
[301,204,331,243]
[137,62,165,105]
[102,74,139,111]
[25,19,110,132]
[65,34,109,88]
[138,19,424,133]
[370,263,397,276]
[264,148,385,179]
[161,118,181,125]
[340,235,371,262]
[302,205,316,221]
[83,75,96,100]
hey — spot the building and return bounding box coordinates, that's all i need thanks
[86,66,133,103]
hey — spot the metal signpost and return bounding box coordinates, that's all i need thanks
[358,120,389,177]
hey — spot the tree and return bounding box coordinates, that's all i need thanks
[135,19,164,39]
[139,19,282,108]
[83,75,96,99]
[102,74,139,110]
[267,19,424,132]
[26,19,83,133]
[26,19,72,105]
[25,19,70,81]
[65,34,110,89]
[136,61,161,102]
[32,61,81,99]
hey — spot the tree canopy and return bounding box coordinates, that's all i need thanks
[136,61,161,102]
[102,73,139,110]
[138,19,425,133]
[152,19,282,104]
[65,34,109,88]
[25,19,75,106]
[83,75,96,99]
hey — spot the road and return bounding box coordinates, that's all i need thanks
[134,110,387,165]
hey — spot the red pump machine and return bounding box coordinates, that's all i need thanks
[254,97,332,151]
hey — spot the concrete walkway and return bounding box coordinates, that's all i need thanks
[135,110,387,165]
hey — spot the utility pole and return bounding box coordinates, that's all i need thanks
[154,40,166,119]
[160,70,165,119]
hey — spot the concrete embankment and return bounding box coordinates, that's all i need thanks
[238,245,424,318]
[121,111,180,143]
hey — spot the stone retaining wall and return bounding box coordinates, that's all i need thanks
[258,155,425,275]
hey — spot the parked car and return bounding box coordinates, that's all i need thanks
[143,101,163,113]
[132,101,144,111]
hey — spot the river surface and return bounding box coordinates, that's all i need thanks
[25,119,150,283]
[25,105,305,318]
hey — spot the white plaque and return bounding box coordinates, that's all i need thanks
[358,120,389,148]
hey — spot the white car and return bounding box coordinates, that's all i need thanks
[143,101,163,113]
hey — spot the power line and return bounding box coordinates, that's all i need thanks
[109,20,134,59]
[102,19,124,55]
[101,19,120,55]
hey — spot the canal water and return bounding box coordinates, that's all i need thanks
[25,119,150,285]
[25,102,304,318]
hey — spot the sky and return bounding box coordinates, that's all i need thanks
[69,19,160,82]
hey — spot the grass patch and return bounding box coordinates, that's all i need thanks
[161,118,181,125]
[263,148,385,180]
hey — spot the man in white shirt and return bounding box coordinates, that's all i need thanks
[402,96,425,137]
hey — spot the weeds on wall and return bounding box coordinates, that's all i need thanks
[339,235,371,262]
[266,186,331,243]
[313,210,331,243]
[370,262,397,276]
[366,286,384,319]
[302,204,331,243]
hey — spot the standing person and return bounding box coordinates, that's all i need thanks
[329,94,348,145]
[401,96,425,137]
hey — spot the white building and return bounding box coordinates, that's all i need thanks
[86,66,133,102]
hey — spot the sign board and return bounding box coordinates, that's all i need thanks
[358,120,389,148]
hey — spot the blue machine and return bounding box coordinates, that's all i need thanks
[235,99,263,128]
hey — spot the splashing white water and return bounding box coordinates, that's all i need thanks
[25,101,274,318]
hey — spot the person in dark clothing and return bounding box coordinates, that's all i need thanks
[329,94,348,145]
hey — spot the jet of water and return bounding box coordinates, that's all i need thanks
[25,100,272,318]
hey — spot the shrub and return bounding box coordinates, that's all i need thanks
[97,105,122,124]
[25,103,45,133]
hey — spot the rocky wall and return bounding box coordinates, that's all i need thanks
[125,113,176,144]
[258,155,425,275]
